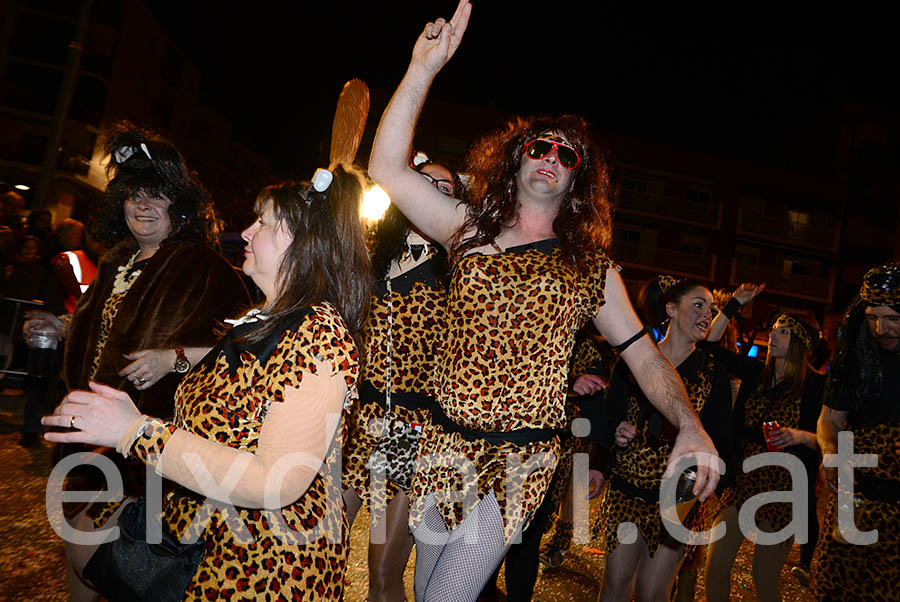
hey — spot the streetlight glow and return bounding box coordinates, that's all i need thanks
[362,185,390,221]
[14,184,30,191]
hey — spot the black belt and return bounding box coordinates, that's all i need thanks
[430,404,561,445]
[359,380,436,412]
[609,474,658,504]
[856,472,900,503]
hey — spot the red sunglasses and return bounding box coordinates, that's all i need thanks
[523,138,581,170]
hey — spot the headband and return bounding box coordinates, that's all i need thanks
[113,143,152,164]
[773,314,818,349]
[859,262,900,306]
[658,274,680,295]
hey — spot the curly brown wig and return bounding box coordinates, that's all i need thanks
[450,115,614,273]
[90,122,222,249]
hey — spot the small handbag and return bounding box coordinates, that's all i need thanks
[367,275,422,490]
[82,496,206,602]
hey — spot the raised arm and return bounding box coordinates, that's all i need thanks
[592,268,720,499]
[706,282,765,342]
[368,0,472,248]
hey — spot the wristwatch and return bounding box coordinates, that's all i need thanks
[173,346,191,374]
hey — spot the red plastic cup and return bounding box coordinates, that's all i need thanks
[762,420,781,451]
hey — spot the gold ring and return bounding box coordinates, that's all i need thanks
[70,416,76,429]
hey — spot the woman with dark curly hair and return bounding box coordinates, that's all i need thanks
[343,155,455,602]
[25,122,249,598]
[368,3,719,600]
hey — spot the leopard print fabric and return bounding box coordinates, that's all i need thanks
[88,260,143,380]
[343,257,445,514]
[409,240,615,544]
[719,387,802,532]
[130,303,358,601]
[598,357,716,556]
[811,422,900,601]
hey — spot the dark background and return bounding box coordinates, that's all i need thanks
[148,2,896,177]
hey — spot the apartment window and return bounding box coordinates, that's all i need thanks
[788,210,809,225]
[616,228,641,245]
[622,172,651,195]
[735,244,759,266]
[678,233,706,256]
[686,188,711,204]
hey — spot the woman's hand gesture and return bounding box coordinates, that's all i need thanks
[411,0,472,76]
[732,282,765,305]
[614,421,639,447]
[42,382,142,448]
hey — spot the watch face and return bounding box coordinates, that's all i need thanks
[174,358,191,374]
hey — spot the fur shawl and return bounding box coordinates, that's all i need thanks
[64,239,250,419]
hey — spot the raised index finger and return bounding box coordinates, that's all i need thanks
[448,0,472,39]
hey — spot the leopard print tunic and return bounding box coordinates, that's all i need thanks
[130,303,358,601]
[408,239,615,544]
[89,253,144,380]
[811,421,900,601]
[598,349,730,556]
[719,385,803,532]
[343,252,445,515]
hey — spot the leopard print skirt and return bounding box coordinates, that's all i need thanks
[811,422,900,601]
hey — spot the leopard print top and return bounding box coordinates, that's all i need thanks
[89,253,144,380]
[344,252,445,508]
[131,303,358,601]
[600,348,732,555]
[811,422,900,601]
[719,384,803,531]
[409,239,615,543]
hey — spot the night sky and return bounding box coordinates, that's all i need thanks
[150,2,895,177]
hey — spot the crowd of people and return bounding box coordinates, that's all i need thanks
[8,1,896,601]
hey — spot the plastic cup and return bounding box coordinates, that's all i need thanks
[26,328,59,378]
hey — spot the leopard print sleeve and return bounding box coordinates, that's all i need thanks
[580,249,618,320]
[130,417,177,463]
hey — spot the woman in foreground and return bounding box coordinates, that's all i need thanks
[44,165,371,601]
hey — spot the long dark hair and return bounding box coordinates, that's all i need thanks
[825,297,898,411]
[91,122,221,249]
[370,160,455,281]
[450,115,613,272]
[761,312,819,399]
[240,164,372,345]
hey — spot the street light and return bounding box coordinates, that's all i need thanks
[362,184,390,222]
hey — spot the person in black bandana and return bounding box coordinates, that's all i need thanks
[812,261,900,602]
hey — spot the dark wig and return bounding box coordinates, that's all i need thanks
[370,160,456,281]
[824,297,898,411]
[90,122,222,249]
[240,164,372,345]
[450,115,614,272]
[638,277,707,332]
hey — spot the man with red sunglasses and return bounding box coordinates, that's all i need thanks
[368,2,721,600]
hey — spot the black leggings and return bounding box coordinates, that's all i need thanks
[480,492,554,601]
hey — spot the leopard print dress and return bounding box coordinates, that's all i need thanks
[718,385,804,532]
[597,349,732,556]
[129,303,358,601]
[343,247,445,516]
[408,239,615,544]
[811,421,900,601]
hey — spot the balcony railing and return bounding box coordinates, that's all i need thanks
[613,242,718,281]
[616,190,722,229]
[736,208,840,252]
[730,260,834,303]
